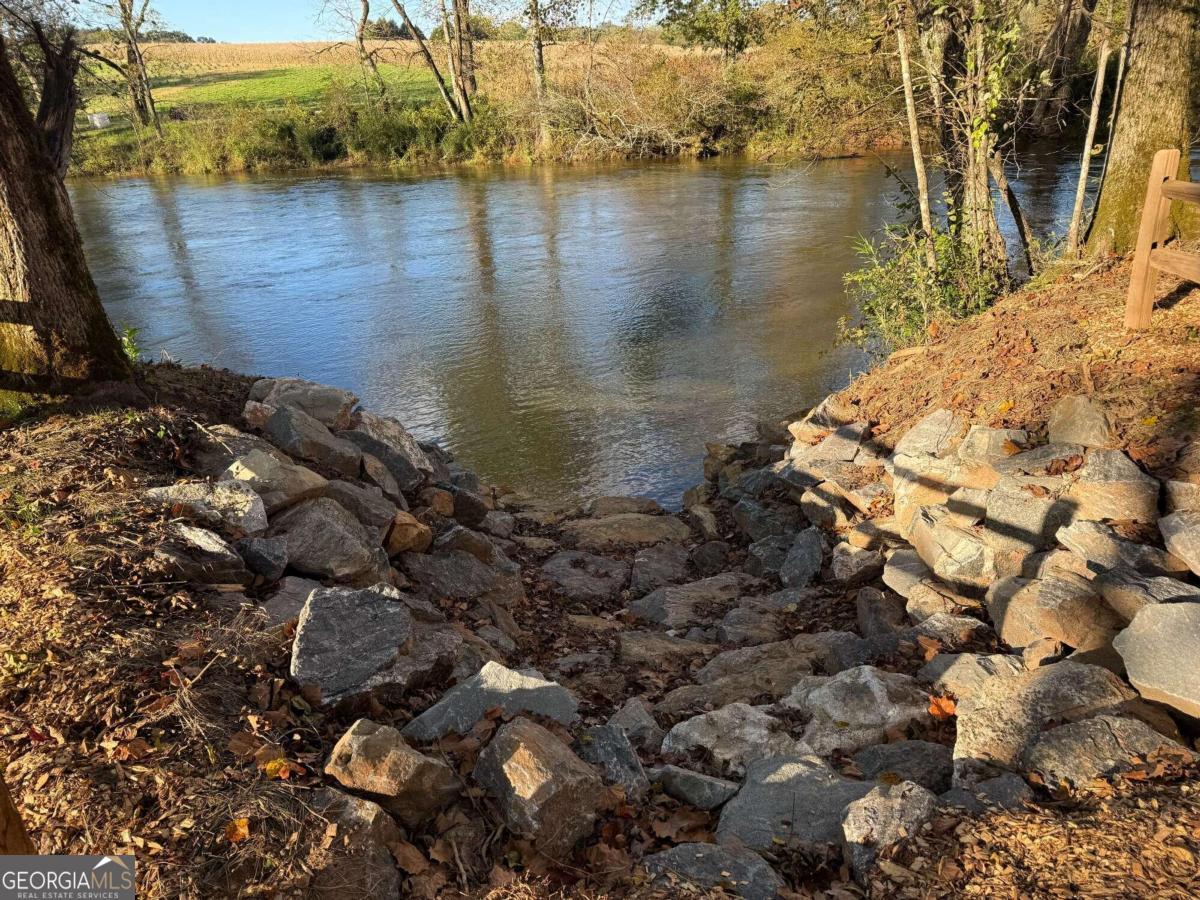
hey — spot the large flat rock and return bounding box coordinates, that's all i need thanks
[716,755,873,852]
[402,662,579,741]
[1114,602,1200,717]
[559,513,689,551]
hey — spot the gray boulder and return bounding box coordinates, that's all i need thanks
[1113,602,1200,717]
[662,703,807,776]
[940,773,1032,813]
[1023,714,1194,790]
[261,575,320,626]
[249,377,358,430]
[404,550,524,606]
[744,533,792,579]
[882,549,933,598]
[1057,521,1189,577]
[290,585,413,705]
[643,843,783,900]
[778,666,930,755]
[917,653,1024,701]
[305,789,402,897]
[191,424,287,478]
[1159,510,1200,576]
[630,542,690,596]
[629,573,756,629]
[732,498,801,542]
[263,404,361,477]
[1067,450,1160,524]
[154,523,252,586]
[473,717,601,858]
[894,409,964,459]
[691,539,731,576]
[648,765,739,810]
[800,485,852,531]
[235,536,288,581]
[953,661,1136,785]
[853,741,953,793]
[325,718,459,827]
[857,586,908,636]
[402,662,578,741]
[829,543,884,587]
[541,550,630,602]
[271,497,380,581]
[607,697,664,752]
[717,755,873,852]
[576,725,649,799]
[222,448,328,514]
[340,416,432,492]
[325,480,397,540]
[842,781,938,883]
[144,479,267,536]
[717,605,781,646]
[984,474,1073,551]
[559,513,690,551]
[1094,566,1200,623]
[780,527,824,589]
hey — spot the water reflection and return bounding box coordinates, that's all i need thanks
[69,155,1084,504]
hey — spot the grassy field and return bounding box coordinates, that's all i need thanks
[84,41,439,115]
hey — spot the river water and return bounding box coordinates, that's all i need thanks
[69,150,1087,504]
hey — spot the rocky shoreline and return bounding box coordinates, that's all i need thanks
[140,374,1200,897]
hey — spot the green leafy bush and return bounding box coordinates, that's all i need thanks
[841,226,999,351]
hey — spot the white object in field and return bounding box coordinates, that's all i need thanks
[88,112,112,129]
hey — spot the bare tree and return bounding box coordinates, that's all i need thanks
[1065,3,1114,253]
[387,0,463,119]
[0,31,130,393]
[93,0,161,134]
[895,1,937,272]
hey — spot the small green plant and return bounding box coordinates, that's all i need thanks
[120,326,143,364]
[841,224,1003,353]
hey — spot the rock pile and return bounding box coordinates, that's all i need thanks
[144,378,1199,896]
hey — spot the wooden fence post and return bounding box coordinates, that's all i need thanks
[1124,148,1181,329]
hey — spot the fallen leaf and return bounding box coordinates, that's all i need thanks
[390,839,430,875]
[225,818,250,844]
[929,695,957,720]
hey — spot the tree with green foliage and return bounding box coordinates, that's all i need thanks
[640,0,762,59]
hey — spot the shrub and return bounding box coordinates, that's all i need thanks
[841,226,1000,351]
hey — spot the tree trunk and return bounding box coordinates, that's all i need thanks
[988,149,1035,275]
[123,42,152,127]
[1,772,33,854]
[31,27,80,180]
[1087,0,1197,255]
[1024,0,1100,134]
[896,7,938,273]
[529,0,550,148]
[0,40,130,394]
[440,0,472,122]
[1066,35,1111,252]
[388,0,462,121]
[455,0,477,97]
[355,0,389,106]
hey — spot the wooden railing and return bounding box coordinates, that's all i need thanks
[1126,148,1200,329]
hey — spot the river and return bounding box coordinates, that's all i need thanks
[69,150,1089,504]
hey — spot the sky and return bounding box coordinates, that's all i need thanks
[151,1,337,43]
[150,0,633,43]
